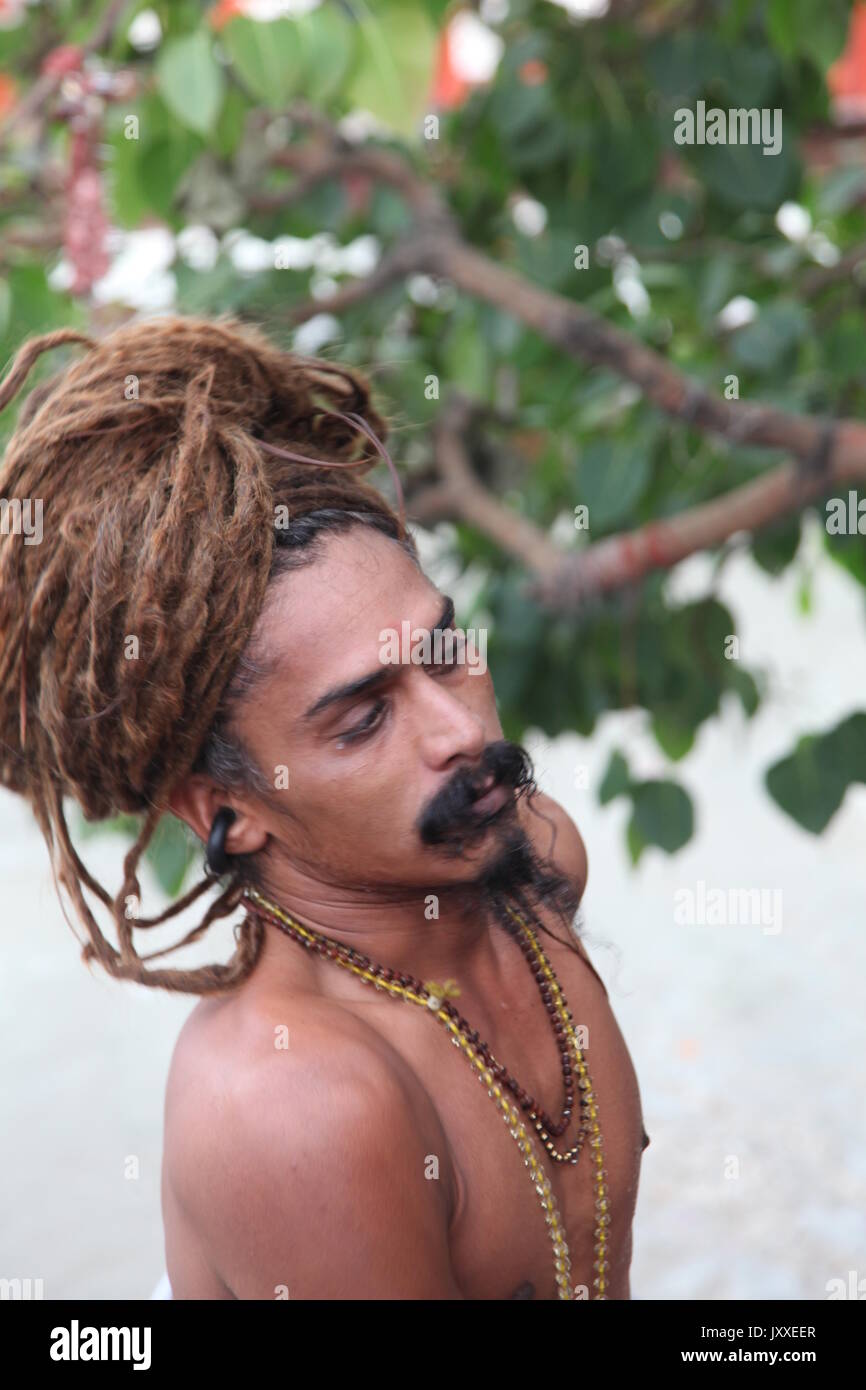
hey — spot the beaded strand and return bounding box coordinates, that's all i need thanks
[243,886,610,1300]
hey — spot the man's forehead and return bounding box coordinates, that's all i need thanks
[260,527,437,676]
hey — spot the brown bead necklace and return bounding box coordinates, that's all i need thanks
[242,886,611,1298]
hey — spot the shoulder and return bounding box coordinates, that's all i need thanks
[163,993,461,1298]
[518,789,588,904]
[164,992,442,1184]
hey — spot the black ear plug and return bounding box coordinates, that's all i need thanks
[205,806,236,876]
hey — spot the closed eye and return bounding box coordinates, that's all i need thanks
[336,697,387,745]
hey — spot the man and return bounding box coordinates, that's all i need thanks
[0,314,648,1301]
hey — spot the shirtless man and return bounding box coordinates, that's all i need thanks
[162,521,649,1300]
[0,314,647,1301]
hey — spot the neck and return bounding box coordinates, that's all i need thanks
[238,860,517,998]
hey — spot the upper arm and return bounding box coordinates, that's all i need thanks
[170,1035,464,1301]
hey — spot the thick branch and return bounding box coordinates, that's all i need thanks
[278,126,837,465]
[412,397,866,607]
[531,433,866,608]
[428,237,836,460]
[270,127,866,601]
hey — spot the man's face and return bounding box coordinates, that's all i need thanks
[233,524,517,892]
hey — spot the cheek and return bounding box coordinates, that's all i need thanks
[293,756,408,827]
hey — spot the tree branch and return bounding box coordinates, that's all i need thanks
[283,235,434,325]
[409,397,866,607]
[530,441,866,608]
[277,115,834,462]
[265,116,866,604]
[249,104,455,228]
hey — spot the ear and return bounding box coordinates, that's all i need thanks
[168,776,268,857]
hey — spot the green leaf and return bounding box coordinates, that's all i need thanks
[816,165,866,217]
[651,715,695,761]
[692,139,799,213]
[732,301,810,373]
[416,0,455,21]
[752,516,802,575]
[345,0,438,138]
[144,815,198,897]
[728,666,760,718]
[220,16,303,107]
[72,810,142,843]
[628,779,695,855]
[599,749,632,805]
[575,440,652,531]
[297,6,356,105]
[698,253,739,316]
[626,818,648,866]
[0,277,11,338]
[823,527,866,589]
[766,0,801,59]
[211,82,250,159]
[156,31,225,136]
[443,315,491,400]
[138,130,205,224]
[765,735,847,833]
[70,810,195,898]
[823,314,866,379]
[767,0,849,70]
[822,712,866,786]
[648,32,729,104]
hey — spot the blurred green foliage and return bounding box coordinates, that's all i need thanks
[1,0,864,889]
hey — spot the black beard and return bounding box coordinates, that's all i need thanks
[477,819,581,943]
[416,739,580,944]
[416,739,534,853]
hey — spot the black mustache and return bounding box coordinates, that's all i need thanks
[417,741,535,849]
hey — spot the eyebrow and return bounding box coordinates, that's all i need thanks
[303,594,456,722]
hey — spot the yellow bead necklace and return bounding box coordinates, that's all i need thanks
[243,886,611,1300]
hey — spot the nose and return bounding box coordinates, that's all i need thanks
[408,667,487,771]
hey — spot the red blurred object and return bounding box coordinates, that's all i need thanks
[342,170,373,216]
[829,2,866,124]
[519,58,548,86]
[40,44,84,78]
[65,126,111,296]
[0,71,17,121]
[208,0,246,31]
[0,0,26,26]
[430,19,471,110]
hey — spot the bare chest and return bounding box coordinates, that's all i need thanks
[343,931,647,1300]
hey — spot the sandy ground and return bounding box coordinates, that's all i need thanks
[1,518,864,1300]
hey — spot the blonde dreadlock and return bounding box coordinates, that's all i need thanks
[0,313,405,994]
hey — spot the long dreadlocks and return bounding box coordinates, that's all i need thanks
[0,313,406,994]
